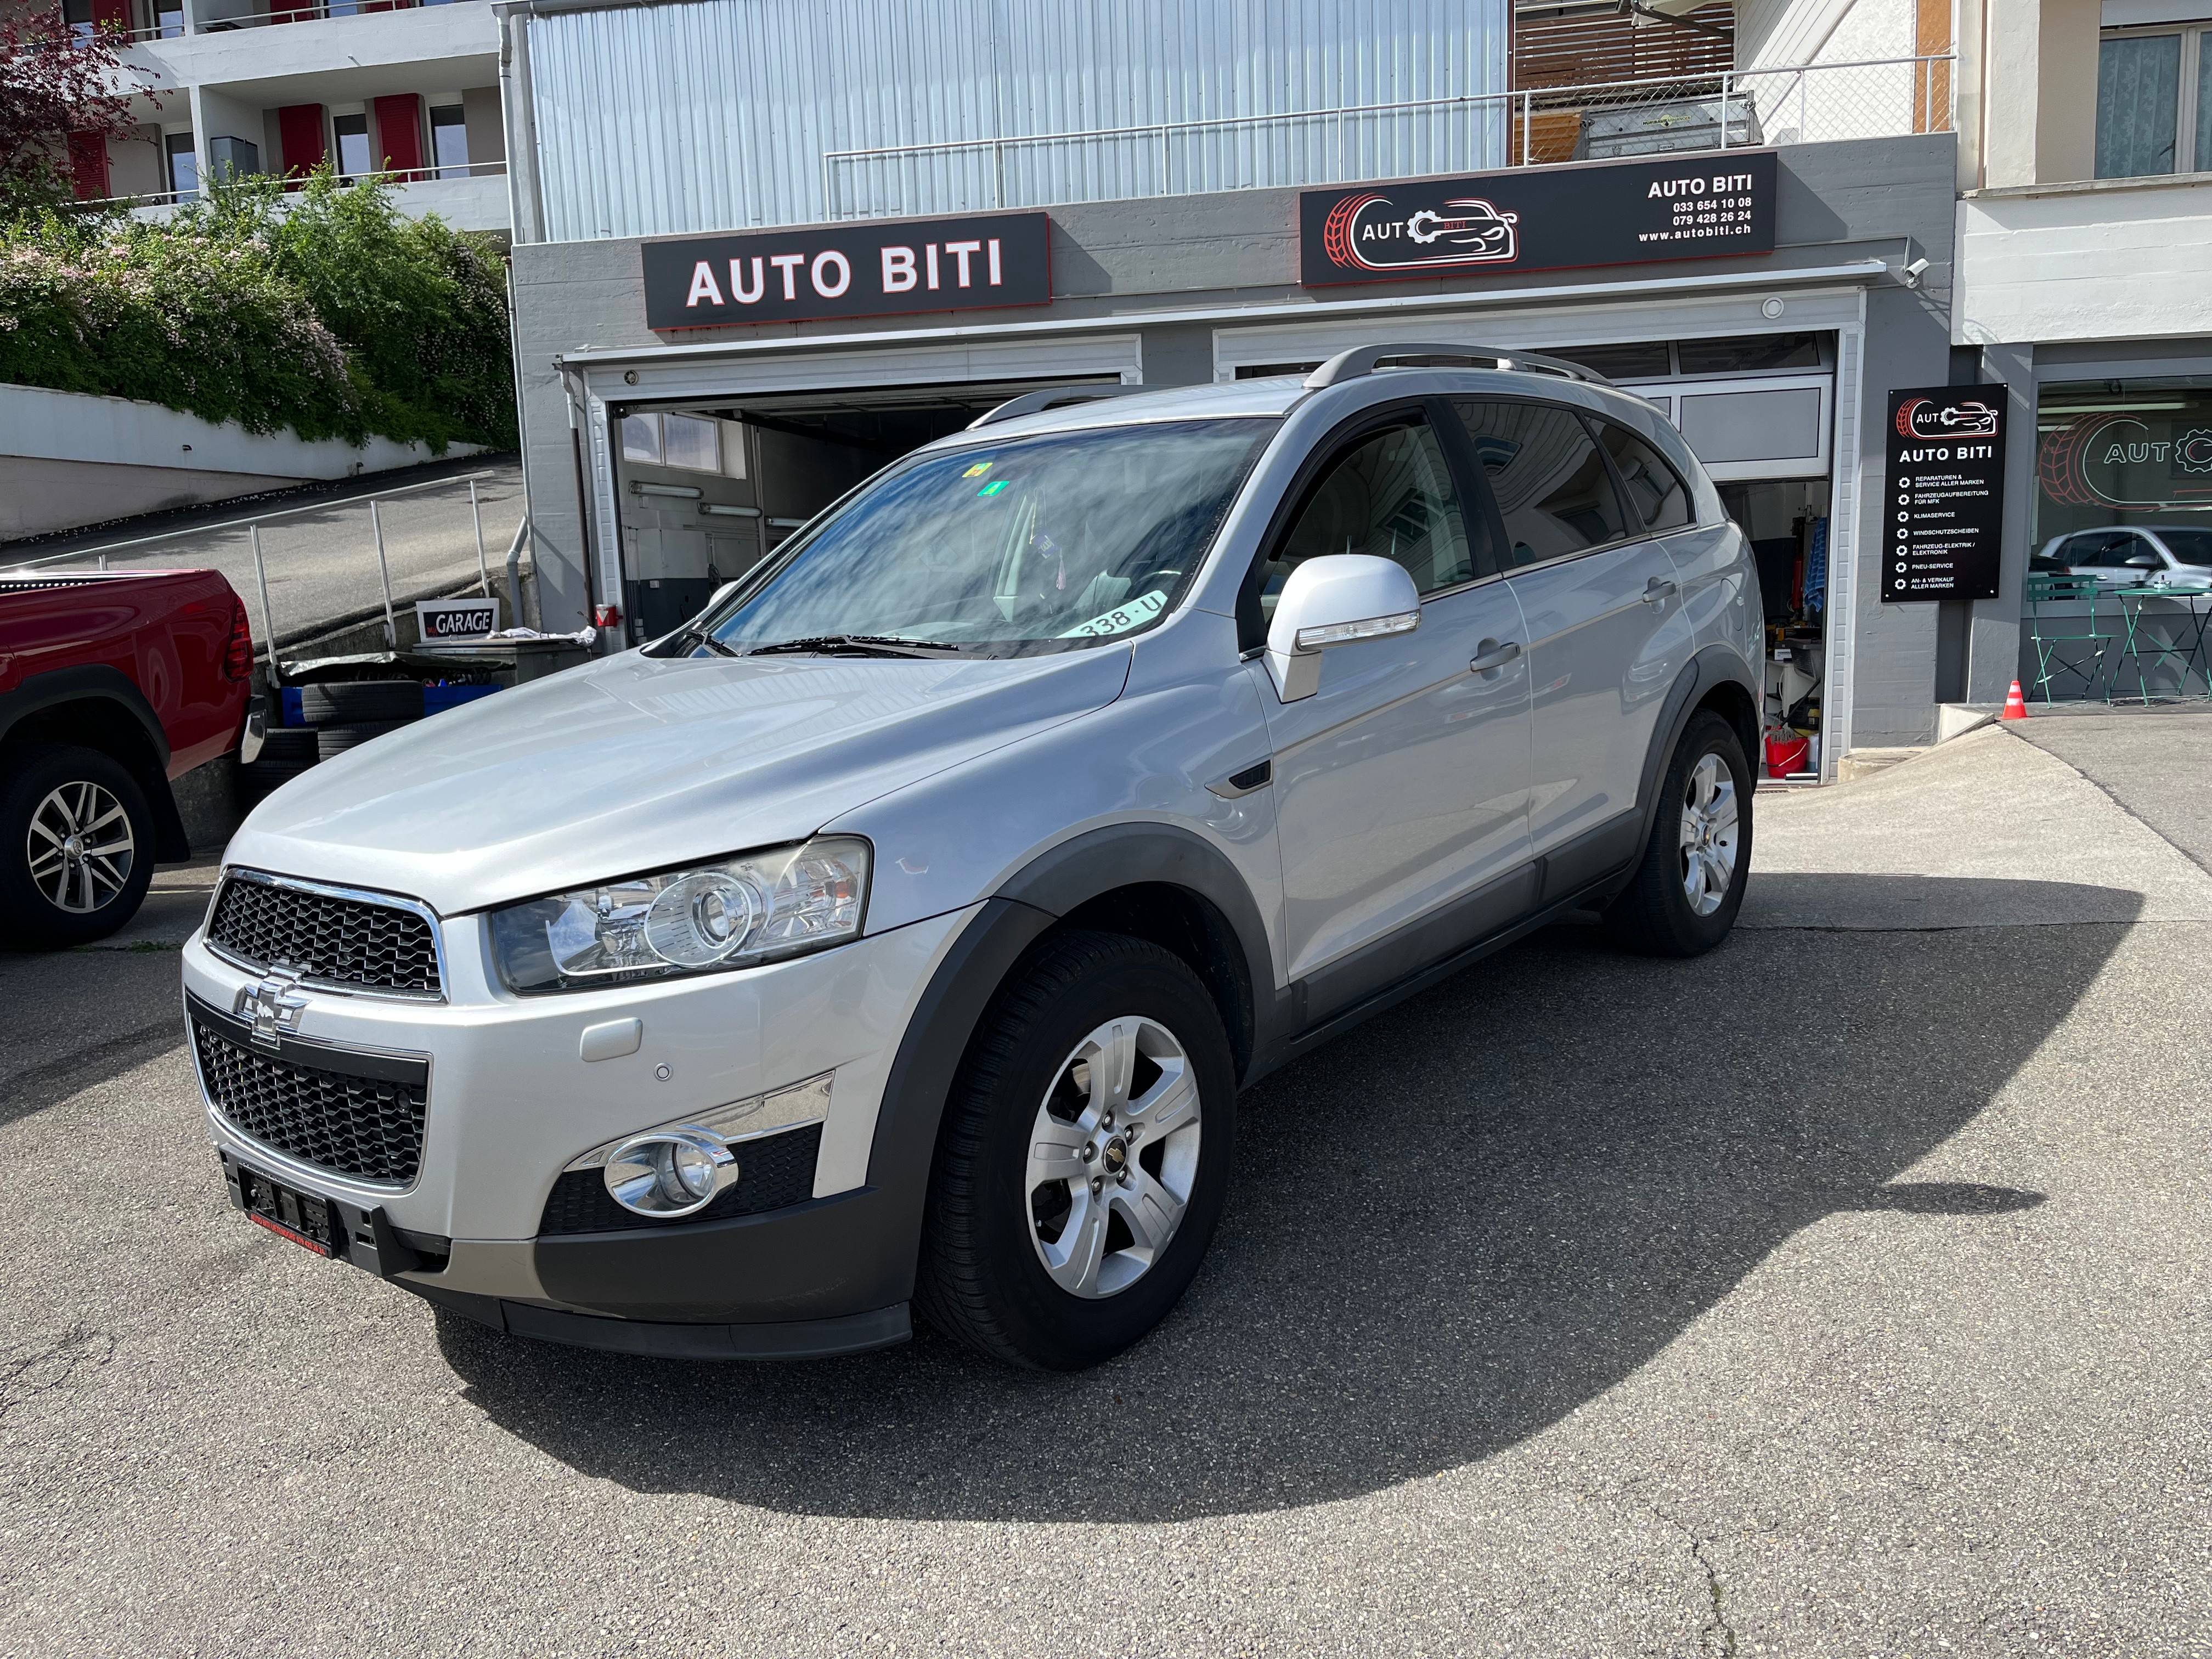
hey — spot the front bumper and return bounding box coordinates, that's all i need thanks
[183,898,978,1341]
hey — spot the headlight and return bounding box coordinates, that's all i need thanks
[489,837,870,994]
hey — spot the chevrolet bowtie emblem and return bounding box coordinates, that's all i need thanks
[237,969,309,1048]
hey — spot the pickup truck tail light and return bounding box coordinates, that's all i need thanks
[223,596,253,681]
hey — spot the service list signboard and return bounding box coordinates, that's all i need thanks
[1300,150,1778,286]
[642,211,1051,331]
[1881,387,2008,602]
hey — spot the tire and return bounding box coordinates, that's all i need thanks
[256,729,320,766]
[300,680,422,724]
[236,729,319,808]
[0,742,157,950]
[916,930,1238,1370]
[1603,709,1753,958]
[316,721,410,761]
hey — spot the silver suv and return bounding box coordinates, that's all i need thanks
[183,345,1760,1370]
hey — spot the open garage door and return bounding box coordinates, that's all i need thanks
[608,377,1121,644]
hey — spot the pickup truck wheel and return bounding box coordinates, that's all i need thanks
[1603,709,1752,957]
[0,743,157,949]
[917,930,1237,1370]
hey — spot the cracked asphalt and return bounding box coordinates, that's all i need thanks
[3,717,2209,1656]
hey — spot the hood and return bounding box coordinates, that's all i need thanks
[228,647,1132,914]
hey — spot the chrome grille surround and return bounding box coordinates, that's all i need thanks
[205,868,447,1002]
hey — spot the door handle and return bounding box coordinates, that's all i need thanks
[1641,577,1679,606]
[1468,639,1521,674]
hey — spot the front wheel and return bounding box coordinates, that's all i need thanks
[916,930,1237,1370]
[0,742,157,950]
[1604,709,1752,957]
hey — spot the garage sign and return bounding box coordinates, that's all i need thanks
[415,596,501,640]
[642,211,1052,331]
[1299,151,1778,287]
[1881,387,2008,602]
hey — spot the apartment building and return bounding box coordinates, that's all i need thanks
[1950,0,2212,701]
[62,0,506,230]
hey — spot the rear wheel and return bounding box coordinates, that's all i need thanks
[917,930,1237,1370]
[1604,709,1751,957]
[0,743,156,949]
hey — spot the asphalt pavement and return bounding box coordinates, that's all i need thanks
[2,721,2208,1656]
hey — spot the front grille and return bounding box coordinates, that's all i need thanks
[208,873,441,996]
[191,1008,428,1186]
[539,1122,822,1235]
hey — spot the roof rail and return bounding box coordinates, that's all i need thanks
[1302,343,1612,391]
[967,383,1149,430]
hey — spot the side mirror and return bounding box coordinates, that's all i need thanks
[705,579,743,611]
[2124,552,2163,571]
[1264,554,1420,702]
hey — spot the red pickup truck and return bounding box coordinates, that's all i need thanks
[0,569,253,947]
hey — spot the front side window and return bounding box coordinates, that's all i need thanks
[689,419,1274,657]
[1248,419,1479,627]
[2072,532,2146,568]
[1451,400,1632,567]
[2154,529,2212,567]
[1592,421,1694,533]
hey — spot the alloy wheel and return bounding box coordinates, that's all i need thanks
[1678,752,1739,918]
[1025,1015,1203,1299]
[26,780,136,915]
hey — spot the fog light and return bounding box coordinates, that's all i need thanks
[603,1130,739,1218]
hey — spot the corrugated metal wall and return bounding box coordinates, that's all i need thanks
[527,0,1509,242]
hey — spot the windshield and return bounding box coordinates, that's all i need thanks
[685,418,1276,657]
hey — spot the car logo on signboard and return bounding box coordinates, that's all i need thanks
[1895,397,1999,441]
[237,969,309,1048]
[1321,193,1521,273]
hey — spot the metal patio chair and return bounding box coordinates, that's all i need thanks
[2023,573,2113,703]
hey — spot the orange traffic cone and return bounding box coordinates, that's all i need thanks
[2001,679,2028,721]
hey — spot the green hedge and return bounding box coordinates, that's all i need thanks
[0,170,514,451]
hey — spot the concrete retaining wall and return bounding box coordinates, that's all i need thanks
[0,382,483,540]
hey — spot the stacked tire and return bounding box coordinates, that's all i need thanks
[237,679,425,805]
[235,728,319,808]
[302,681,424,762]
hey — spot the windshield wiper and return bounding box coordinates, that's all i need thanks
[744,634,964,659]
[694,634,743,658]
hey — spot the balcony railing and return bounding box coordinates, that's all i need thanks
[82,0,481,38]
[73,159,505,213]
[821,53,1956,221]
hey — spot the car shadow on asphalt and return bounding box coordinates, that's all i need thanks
[435,873,2127,1523]
[0,947,190,1128]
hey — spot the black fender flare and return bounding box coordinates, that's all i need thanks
[857,823,1279,1296]
[0,664,189,860]
[1623,642,1760,883]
